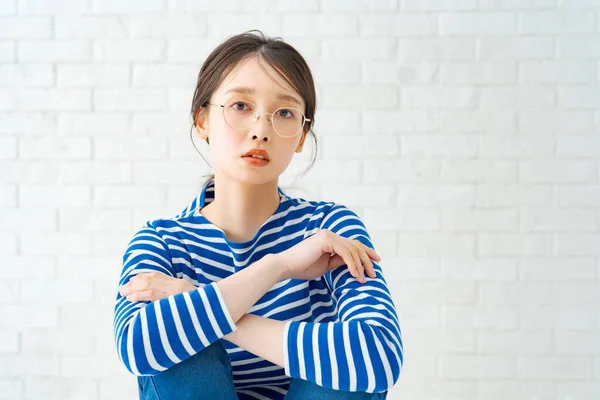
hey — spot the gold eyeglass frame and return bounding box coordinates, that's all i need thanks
[203,100,311,138]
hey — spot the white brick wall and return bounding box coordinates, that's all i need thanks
[1,0,599,399]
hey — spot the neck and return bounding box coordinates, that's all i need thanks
[200,173,282,242]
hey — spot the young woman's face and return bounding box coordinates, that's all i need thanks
[196,55,308,185]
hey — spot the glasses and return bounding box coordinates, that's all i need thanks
[204,99,310,138]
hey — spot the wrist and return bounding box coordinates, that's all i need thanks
[263,253,288,282]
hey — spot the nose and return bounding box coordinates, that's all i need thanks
[249,113,272,142]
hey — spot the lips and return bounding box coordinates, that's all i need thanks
[242,148,270,161]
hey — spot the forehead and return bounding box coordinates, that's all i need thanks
[217,55,304,108]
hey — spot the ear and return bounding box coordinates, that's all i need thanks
[295,129,308,153]
[195,107,209,141]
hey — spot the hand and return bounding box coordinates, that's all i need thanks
[119,272,197,302]
[275,229,381,284]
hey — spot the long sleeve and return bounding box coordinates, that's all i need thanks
[112,221,237,376]
[282,205,403,393]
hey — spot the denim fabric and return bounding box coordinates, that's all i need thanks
[137,339,388,400]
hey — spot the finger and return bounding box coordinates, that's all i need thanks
[333,242,360,279]
[343,241,364,282]
[363,245,382,261]
[355,243,378,279]
[357,246,376,280]
[350,244,366,283]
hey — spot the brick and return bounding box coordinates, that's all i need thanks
[18,40,90,62]
[322,38,396,60]
[133,161,206,184]
[0,137,16,159]
[478,381,555,400]
[0,112,55,134]
[518,11,595,34]
[20,232,92,256]
[55,16,128,38]
[0,41,15,62]
[519,160,597,183]
[442,257,518,281]
[130,15,205,37]
[517,357,591,379]
[22,329,94,355]
[557,134,600,157]
[479,36,555,60]
[19,89,91,111]
[558,37,600,58]
[362,110,437,133]
[19,136,91,159]
[479,233,553,256]
[57,65,129,87]
[401,0,476,10]
[361,14,437,36]
[0,17,51,38]
[442,208,518,232]
[480,134,554,157]
[58,161,131,184]
[365,208,439,231]
[439,355,514,378]
[402,134,478,157]
[399,233,476,256]
[0,208,55,231]
[93,186,166,207]
[19,185,91,207]
[0,64,53,87]
[320,85,398,109]
[398,184,474,207]
[442,159,517,183]
[132,64,201,87]
[520,61,597,83]
[558,86,600,108]
[555,185,600,206]
[444,305,517,329]
[93,39,165,62]
[441,61,516,84]
[19,0,89,14]
[401,87,479,108]
[0,161,57,183]
[480,86,555,109]
[520,257,596,281]
[283,15,358,37]
[93,88,167,111]
[57,112,130,135]
[365,159,439,183]
[520,208,597,231]
[440,109,516,133]
[440,12,516,34]
[311,60,360,84]
[398,37,476,61]
[92,0,166,14]
[0,184,16,206]
[408,328,475,354]
[519,110,595,134]
[322,0,397,12]
[207,15,282,39]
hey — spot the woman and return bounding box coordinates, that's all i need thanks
[113,30,403,400]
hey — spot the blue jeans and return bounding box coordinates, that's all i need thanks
[138,339,388,400]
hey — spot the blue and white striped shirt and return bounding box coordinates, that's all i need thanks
[113,178,403,398]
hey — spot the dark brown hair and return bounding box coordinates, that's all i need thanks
[189,30,318,188]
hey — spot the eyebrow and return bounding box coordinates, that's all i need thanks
[223,87,302,108]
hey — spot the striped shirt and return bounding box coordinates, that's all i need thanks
[113,178,403,398]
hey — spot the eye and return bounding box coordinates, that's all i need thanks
[231,101,252,112]
[276,108,295,119]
